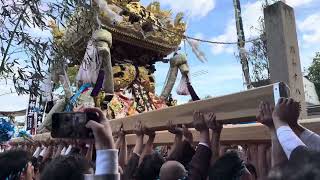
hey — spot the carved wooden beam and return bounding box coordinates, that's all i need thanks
[11,82,291,143]
[124,118,320,145]
[110,82,289,134]
[11,119,320,145]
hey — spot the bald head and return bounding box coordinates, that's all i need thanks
[160,161,187,180]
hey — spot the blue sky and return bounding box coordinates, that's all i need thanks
[1,0,320,113]
[151,0,320,103]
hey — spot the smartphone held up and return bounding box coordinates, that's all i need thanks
[51,112,99,139]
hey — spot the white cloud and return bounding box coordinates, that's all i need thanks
[298,13,320,45]
[157,0,215,18]
[26,26,52,39]
[0,94,29,111]
[0,80,29,111]
[210,21,236,55]
[210,1,263,55]
[285,0,314,7]
[209,0,318,55]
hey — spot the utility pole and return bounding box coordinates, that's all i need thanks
[233,0,252,89]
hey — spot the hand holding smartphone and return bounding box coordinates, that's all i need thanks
[51,112,99,139]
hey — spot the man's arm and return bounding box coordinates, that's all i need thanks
[257,102,287,167]
[54,143,64,158]
[206,112,222,166]
[118,131,127,169]
[188,111,212,180]
[84,107,120,180]
[115,123,127,169]
[85,143,93,162]
[115,137,122,150]
[284,101,320,151]
[139,126,155,165]
[272,98,306,159]
[42,144,54,162]
[123,121,144,180]
[257,144,269,178]
[297,127,320,151]
[33,145,42,158]
[166,120,183,159]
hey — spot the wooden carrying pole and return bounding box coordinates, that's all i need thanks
[109,82,289,134]
[10,82,289,143]
[11,118,320,145]
[124,118,320,145]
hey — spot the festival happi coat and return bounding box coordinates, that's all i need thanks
[38,0,199,133]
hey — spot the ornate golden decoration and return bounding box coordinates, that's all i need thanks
[50,1,186,57]
[137,66,155,93]
[48,20,65,46]
[104,0,186,50]
[112,64,136,91]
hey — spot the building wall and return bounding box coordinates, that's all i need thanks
[303,77,320,105]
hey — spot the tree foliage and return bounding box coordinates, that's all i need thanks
[0,0,91,95]
[245,0,278,85]
[247,19,270,83]
[0,0,51,95]
[307,52,320,97]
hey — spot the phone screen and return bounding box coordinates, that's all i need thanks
[51,112,94,138]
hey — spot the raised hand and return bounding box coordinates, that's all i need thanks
[193,111,210,145]
[115,122,125,138]
[134,121,144,137]
[143,125,156,138]
[206,112,222,134]
[167,120,183,135]
[85,107,115,150]
[257,101,274,128]
[182,125,193,143]
[272,98,301,130]
[133,121,144,156]
[272,98,293,122]
[286,100,301,128]
[193,111,208,132]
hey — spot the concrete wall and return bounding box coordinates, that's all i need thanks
[303,77,320,105]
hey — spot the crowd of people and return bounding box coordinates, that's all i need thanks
[1,97,320,180]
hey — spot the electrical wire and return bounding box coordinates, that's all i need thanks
[0,92,17,96]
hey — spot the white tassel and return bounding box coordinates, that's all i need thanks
[76,40,101,84]
[176,74,190,95]
[186,38,208,63]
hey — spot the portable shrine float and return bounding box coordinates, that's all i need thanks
[10,1,320,144]
[34,0,198,133]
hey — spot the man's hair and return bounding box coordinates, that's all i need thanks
[40,155,90,180]
[208,151,246,180]
[268,146,320,180]
[160,161,187,180]
[0,150,31,180]
[136,152,165,180]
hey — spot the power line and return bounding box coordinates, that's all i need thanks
[185,36,261,45]
[0,92,17,96]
